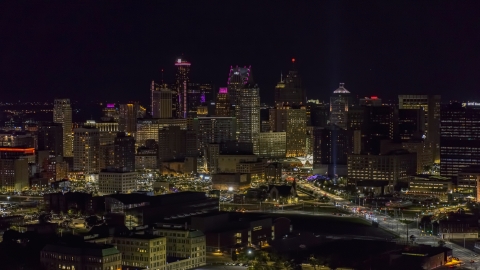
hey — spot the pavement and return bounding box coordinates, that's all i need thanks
[298,182,480,269]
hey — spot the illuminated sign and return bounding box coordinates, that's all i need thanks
[219,87,228,94]
[253,226,262,231]
[106,103,115,108]
[467,102,480,106]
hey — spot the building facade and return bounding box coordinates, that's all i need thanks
[53,99,73,157]
[73,127,100,173]
[330,83,351,130]
[98,169,137,195]
[258,132,287,158]
[440,102,480,177]
[236,84,261,154]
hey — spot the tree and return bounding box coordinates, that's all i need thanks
[309,255,319,270]
[438,240,446,247]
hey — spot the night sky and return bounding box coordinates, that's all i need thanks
[1,1,479,105]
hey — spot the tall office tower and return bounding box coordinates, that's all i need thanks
[136,118,187,147]
[37,122,63,157]
[215,87,231,116]
[330,83,351,130]
[236,83,261,154]
[227,66,253,106]
[102,103,120,121]
[399,95,441,162]
[440,102,480,177]
[309,103,330,127]
[193,116,236,152]
[187,82,213,116]
[270,106,307,157]
[363,105,397,155]
[175,57,191,118]
[158,126,187,163]
[53,99,73,157]
[114,132,135,171]
[398,109,425,141]
[313,124,350,176]
[73,126,100,174]
[274,59,306,107]
[151,81,174,118]
[119,102,141,134]
[258,132,287,158]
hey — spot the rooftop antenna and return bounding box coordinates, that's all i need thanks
[280,71,283,83]
[161,69,164,84]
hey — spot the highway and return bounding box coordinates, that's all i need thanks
[297,182,480,269]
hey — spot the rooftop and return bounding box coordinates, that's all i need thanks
[411,174,451,181]
[333,83,350,94]
[42,242,120,257]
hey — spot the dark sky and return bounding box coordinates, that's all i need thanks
[1,1,479,105]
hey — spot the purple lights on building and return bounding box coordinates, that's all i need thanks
[106,103,115,108]
[219,87,228,93]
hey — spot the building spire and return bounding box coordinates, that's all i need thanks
[280,71,283,83]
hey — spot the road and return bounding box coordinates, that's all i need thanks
[298,182,480,269]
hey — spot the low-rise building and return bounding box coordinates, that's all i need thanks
[439,214,479,239]
[348,150,417,193]
[112,234,166,270]
[152,224,206,269]
[40,242,122,270]
[457,165,480,197]
[211,173,249,190]
[99,168,137,195]
[407,174,453,199]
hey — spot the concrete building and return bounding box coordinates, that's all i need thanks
[73,127,100,173]
[348,150,417,193]
[112,234,166,269]
[212,173,249,190]
[258,132,286,158]
[407,174,452,199]
[98,169,137,195]
[40,242,121,270]
[217,155,258,173]
[457,165,480,197]
[152,224,206,268]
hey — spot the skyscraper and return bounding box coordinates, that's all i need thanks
[53,99,73,157]
[274,59,305,107]
[440,102,480,177]
[227,66,253,106]
[215,87,231,116]
[270,106,307,157]
[38,122,63,157]
[236,83,260,154]
[313,124,350,176]
[73,126,100,174]
[193,116,236,152]
[114,132,135,171]
[175,57,191,118]
[187,82,213,116]
[398,95,441,162]
[151,81,174,118]
[119,102,142,134]
[330,83,351,130]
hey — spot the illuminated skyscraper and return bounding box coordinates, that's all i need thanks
[398,95,441,162]
[236,83,260,154]
[175,57,191,118]
[151,81,174,118]
[440,102,480,177]
[119,102,144,134]
[227,66,253,106]
[53,99,73,157]
[274,59,305,107]
[73,126,100,174]
[330,83,351,130]
[270,106,307,157]
[187,82,213,116]
[215,87,230,116]
[114,132,135,172]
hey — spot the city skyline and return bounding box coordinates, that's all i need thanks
[1,2,480,105]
